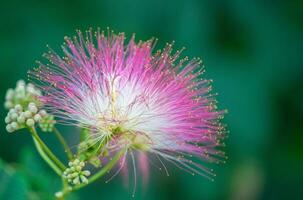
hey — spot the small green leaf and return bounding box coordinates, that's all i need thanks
[88,156,101,168]
[79,128,90,142]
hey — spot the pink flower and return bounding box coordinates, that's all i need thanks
[31,29,226,184]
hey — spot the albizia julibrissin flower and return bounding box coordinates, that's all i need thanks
[30,29,226,184]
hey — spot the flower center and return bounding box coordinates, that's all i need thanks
[131,133,151,151]
[114,130,152,151]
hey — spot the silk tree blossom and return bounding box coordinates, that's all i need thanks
[30,29,227,184]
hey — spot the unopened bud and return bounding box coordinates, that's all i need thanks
[72,177,80,185]
[24,111,32,118]
[26,118,35,127]
[39,109,47,117]
[28,103,38,114]
[5,116,11,124]
[11,122,18,130]
[17,115,26,123]
[5,89,14,100]
[6,124,14,133]
[10,112,18,120]
[14,104,23,112]
[4,101,13,109]
[34,114,42,122]
[80,175,88,184]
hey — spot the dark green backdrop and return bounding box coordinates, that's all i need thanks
[0,0,303,199]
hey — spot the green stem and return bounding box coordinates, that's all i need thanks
[53,127,73,160]
[72,148,126,191]
[29,127,66,171]
[32,136,62,175]
[55,178,70,200]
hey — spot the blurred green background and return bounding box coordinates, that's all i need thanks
[0,0,303,199]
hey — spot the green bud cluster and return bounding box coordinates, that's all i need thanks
[5,102,44,132]
[4,80,56,133]
[63,159,91,185]
[4,80,41,109]
[39,114,56,132]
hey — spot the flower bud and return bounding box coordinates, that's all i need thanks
[10,112,18,120]
[28,103,38,114]
[6,124,14,133]
[24,111,32,118]
[72,177,80,185]
[34,114,42,122]
[5,116,11,124]
[39,109,47,117]
[4,101,13,109]
[5,89,14,100]
[82,170,91,176]
[17,115,26,123]
[17,80,25,87]
[11,122,18,130]
[26,118,35,127]
[80,175,88,184]
[14,104,23,112]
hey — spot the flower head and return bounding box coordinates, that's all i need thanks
[30,29,226,180]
